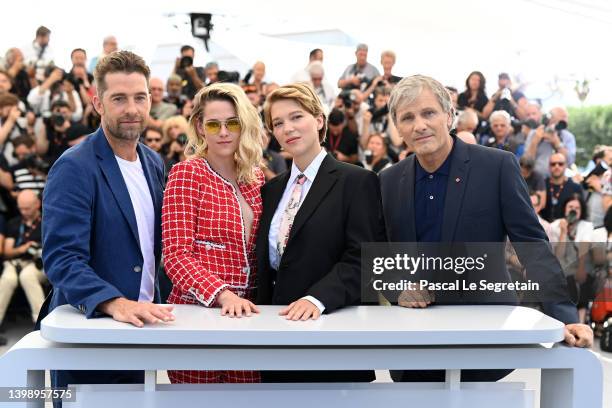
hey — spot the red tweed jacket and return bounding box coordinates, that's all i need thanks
[162,157,264,306]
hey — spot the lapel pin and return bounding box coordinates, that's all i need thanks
[455,177,461,183]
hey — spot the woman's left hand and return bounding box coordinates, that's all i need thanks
[279,299,321,321]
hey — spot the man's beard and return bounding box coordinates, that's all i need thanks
[104,115,145,142]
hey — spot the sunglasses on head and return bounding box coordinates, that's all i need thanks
[204,118,242,135]
[550,161,566,167]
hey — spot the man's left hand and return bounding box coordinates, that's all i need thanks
[563,323,593,347]
[279,299,321,321]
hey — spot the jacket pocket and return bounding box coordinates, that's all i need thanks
[194,239,226,250]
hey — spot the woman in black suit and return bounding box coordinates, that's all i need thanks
[257,83,386,382]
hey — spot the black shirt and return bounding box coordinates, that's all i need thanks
[525,170,545,192]
[414,144,454,242]
[457,92,488,113]
[323,127,358,157]
[6,215,42,246]
[541,178,584,222]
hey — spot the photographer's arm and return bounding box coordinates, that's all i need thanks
[387,114,403,147]
[0,168,14,191]
[524,127,543,160]
[361,76,383,101]
[35,123,49,156]
[360,111,372,149]
[3,237,32,259]
[185,67,204,92]
[0,107,19,145]
[481,96,497,120]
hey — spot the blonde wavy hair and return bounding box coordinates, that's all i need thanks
[162,115,189,145]
[187,83,263,184]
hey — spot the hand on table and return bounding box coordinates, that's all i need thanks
[397,288,435,308]
[563,323,593,348]
[217,289,259,318]
[279,299,321,321]
[99,298,175,327]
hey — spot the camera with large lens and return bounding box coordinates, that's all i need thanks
[217,70,240,84]
[22,153,50,173]
[566,209,578,224]
[541,113,568,133]
[25,243,44,270]
[339,90,357,109]
[177,133,188,146]
[179,56,194,70]
[51,112,66,127]
[364,149,374,165]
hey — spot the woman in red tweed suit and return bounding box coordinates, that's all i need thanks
[162,83,264,384]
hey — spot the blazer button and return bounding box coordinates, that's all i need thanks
[134,266,142,273]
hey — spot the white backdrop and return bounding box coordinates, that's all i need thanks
[4,0,612,108]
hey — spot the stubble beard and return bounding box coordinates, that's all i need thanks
[103,115,144,142]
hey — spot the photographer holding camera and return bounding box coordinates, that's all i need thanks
[148,78,178,129]
[337,43,380,92]
[360,89,402,161]
[35,100,80,166]
[9,136,47,197]
[173,45,205,99]
[3,48,35,103]
[161,115,189,172]
[524,106,576,176]
[0,93,36,167]
[0,189,47,328]
[362,50,402,101]
[550,193,595,323]
[67,48,94,108]
[482,73,527,120]
[27,64,82,121]
[323,109,359,165]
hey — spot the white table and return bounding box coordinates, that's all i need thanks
[0,305,603,408]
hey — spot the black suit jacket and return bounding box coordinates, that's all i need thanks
[256,154,386,311]
[379,137,578,324]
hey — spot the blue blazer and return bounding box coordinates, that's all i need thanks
[42,128,165,318]
[379,136,578,324]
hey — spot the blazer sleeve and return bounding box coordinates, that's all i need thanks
[499,152,578,324]
[42,157,124,318]
[162,161,229,306]
[306,170,387,312]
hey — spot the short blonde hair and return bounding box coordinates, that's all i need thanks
[162,115,189,145]
[381,50,396,63]
[263,82,327,142]
[188,82,263,185]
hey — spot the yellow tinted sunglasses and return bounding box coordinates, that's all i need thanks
[204,118,242,135]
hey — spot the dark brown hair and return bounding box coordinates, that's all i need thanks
[94,50,150,96]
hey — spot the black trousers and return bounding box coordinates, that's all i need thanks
[391,369,513,382]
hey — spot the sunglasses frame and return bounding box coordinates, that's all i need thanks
[203,118,242,135]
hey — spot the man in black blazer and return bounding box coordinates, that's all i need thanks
[379,75,592,382]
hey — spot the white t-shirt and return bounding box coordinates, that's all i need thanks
[116,154,156,302]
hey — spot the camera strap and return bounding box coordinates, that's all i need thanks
[17,215,41,246]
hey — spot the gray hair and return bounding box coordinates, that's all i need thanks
[356,43,368,52]
[205,61,219,70]
[388,75,454,125]
[456,109,478,130]
[489,110,511,125]
[307,61,324,77]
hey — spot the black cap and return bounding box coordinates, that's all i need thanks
[328,109,345,126]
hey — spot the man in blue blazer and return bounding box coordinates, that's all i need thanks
[379,75,592,382]
[42,51,174,391]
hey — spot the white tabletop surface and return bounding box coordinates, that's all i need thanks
[40,304,565,346]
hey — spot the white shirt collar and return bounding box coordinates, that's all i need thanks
[289,148,327,184]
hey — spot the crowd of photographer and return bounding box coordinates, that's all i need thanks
[0,26,610,344]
